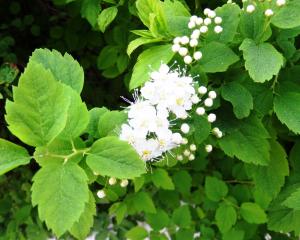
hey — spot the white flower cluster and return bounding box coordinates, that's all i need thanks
[119,64,222,162]
[241,0,286,15]
[172,9,223,64]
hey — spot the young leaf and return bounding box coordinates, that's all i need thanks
[271,1,300,29]
[85,107,109,138]
[126,192,156,214]
[80,0,101,27]
[86,136,146,179]
[215,203,237,233]
[5,62,70,147]
[98,7,118,32]
[205,176,228,202]
[127,37,162,56]
[172,170,192,196]
[31,161,89,237]
[151,168,174,190]
[136,0,161,28]
[0,138,30,175]
[274,80,300,134]
[219,115,270,165]
[199,42,239,73]
[240,39,284,83]
[29,49,84,93]
[221,82,253,119]
[129,44,174,90]
[240,202,267,224]
[98,110,127,137]
[70,191,96,240]
[126,226,148,240]
[172,205,191,228]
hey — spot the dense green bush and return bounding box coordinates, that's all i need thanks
[1,0,300,239]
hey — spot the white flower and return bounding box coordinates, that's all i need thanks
[179,47,188,56]
[196,107,205,115]
[208,91,217,99]
[189,39,198,47]
[188,21,196,29]
[193,51,202,60]
[207,113,216,122]
[109,177,117,185]
[181,123,190,134]
[134,138,161,161]
[198,86,207,94]
[276,0,285,6]
[120,179,129,187]
[204,18,212,25]
[214,17,222,24]
[172,132,183,145]
[189,154,195,161]
[265,9,274,17]
[190,144,197,151]
[97,190,106,199]
[208,10,216,18]
[196,17,203,25]
[246,5,255,13]
[180,36,189,45]
[120,124,145,144]
[214,25,223,34]
[183,149,191,156]
[172,44,181,52]
[204,98,213,107]
[200,26,208,33]
[177,155,183,161]
[205,144,213,153]
[157,130,175,152]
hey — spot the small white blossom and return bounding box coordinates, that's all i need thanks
[265,9,274,17]
[189,39,198,47]
[214,25,223,34]
[204,98,213,107]
[198,86,207,94]
[184,55,193,64]
[246,5,255,13]
[208,91,217,99]
[200,26,208,33]
[189,154,195,161]
[97,190,106,199]
[208,10,216,18]
[205,144,213,153]
[190,144,197,151]
[172,44,181,52]
[276,0,286,6]
[181,123,190,134]
[207,113,216,122]
[172,132,183,145]
[196,17,203,25]
[193,51,202,60]
[204,18,212,25]
[196,107,205,115]
[109,177,117,185]
[179,47,188,56]
[177,155,183,161]
[214,16,222,24]
[180,36,190,45]
[182,138,188,144]
[120,179,129,187]
[183,149,191,156]
[188,21,196,29]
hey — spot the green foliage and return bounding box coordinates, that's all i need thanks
[215,203,237,233]
[240,202,267,224]
[98,7,118,32]
[205,176,228,202]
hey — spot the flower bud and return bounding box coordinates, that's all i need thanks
[97,190,106,199]
[214,17,222,24]
[265,9,274,17]
[109,177,117,185]
[189,39,198,47]
[196,17,203,25]
[204,98,213,107]
[177,155,183,161]
[246,5,255,13]
[172,133,183,144]
[207,113,216,123]
[182,138,188,145]
[208,91,217,99]
[188,21,196,29]
[184,55,193,64]
[190,144,197,151]
[198,86,207,94]
[120,179,129,187]
[189,154,195,161]
[200,26,208,33]
[179,47,188,56]
[172,44,180,52]
[193,51,202,60]
[204,18,212,25]
[181,123,190,134]
[205,144,213,153]
[196,107,205,115]
[276,0,285,6]
[204,8,211,16]
[184,149,191,156]
[180,36,189,45]
[208,10,216,18]
[214,26,223,34]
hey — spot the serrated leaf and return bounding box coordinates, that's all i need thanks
[98,110,127,137]
[193,115,211,144]
[172,205,191,228]
[126,192,156,214]
[274,80,300,134]
[70,191,96,240]
[240,202,267,224]
[86,136,146,179]
[5,62,70,147]
[221,82,253,119]
[129,44,174,90]
[85,107,109,138]
[29,49,84,93]
[246,140,289,201]
[0,138,30,175]
[81,0,101,27]
[151,168,174,190]
[199,42,239,73]
[271,0,300,29]
[98,7,118,32]
[283,187,300,210]
[219,115,270,165]
[205,176,228,202]
[215,203,237,233]
[127,37,161,56]
[240,39,284,83]
[146,209,169,231]
[31,161,89,237]
[172,170,192,196]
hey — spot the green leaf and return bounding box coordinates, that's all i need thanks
[126,226,148,240]
[136,0,161,28]
[127,37,162,56]
[29,49,84,93]
[0,139,30,175]
[5,62,70,147]
[109,202,127,224]
[172,170,192,196]
[98,110,127,137]
[221,82,253,119]
[274,80,300,134]
[205,176,228,202]
[129,44,175,90]
[283,187,300,210]
[86,136,146,179]
[193,115,211,144]
[85,107,109,138]
[172,205,191,228]
[81,0,101,27]
[246,140,289,201]
[98,7,118,32]
[31,161,89,237]
[151,168,174,190]
[215,203,237,233]
[271,1,300,29]
[126,192,156,214]
[222,228,245,240]
[70,191,96,240]
[199,42,239,73]
[219,115,270,165]
[146,209,169,231]
[97,45,119,70]
[58,87,89,140]
[240,202,267,224]
[240,39,284,83]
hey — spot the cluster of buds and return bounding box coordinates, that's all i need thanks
[172,8,223,64]
[96,178,129,199]
[242,0,286,16]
